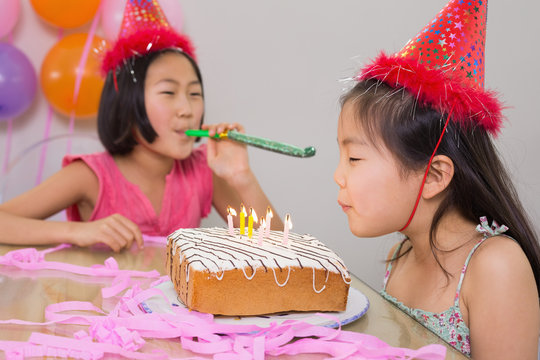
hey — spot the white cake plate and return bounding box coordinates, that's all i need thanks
[141,280,369,329]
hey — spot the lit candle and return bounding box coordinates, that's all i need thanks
[282,213,292,246]
[227,206,237,236]
[258,218,266,246]
[248,208,258,239]
[239,204,247,235]
[264,206,273,237]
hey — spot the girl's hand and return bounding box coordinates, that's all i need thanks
[70,214,144,252]
[204,123,252,189]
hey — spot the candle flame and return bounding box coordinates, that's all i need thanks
[240,204,247,216]
[250,208,258,223]
[285,214,292,230]
[227,205,237,216]
[266,206,273,218]
[260,217,266,228]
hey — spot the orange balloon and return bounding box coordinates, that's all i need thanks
[30,0,100,29]
[40,33,108,118]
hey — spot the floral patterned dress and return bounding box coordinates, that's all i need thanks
[380,217,509,357]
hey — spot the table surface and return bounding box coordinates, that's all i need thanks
[0,243,468,359]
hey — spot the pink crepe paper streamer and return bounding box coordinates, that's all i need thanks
[34,105,53,186]
[1,118,13,175]
[66,2,102,154]
[2,285,448,359]
[142,234,168,245]
[1,32,14,175]
[0,244,160,279]
[35,5,100,182]
[0,245,447,359]
[35,28,63,186]
[73,6,101,104]
[29,333,164,360]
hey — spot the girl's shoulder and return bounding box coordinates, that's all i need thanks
[62,151,112,168]
[60,157,100,195]
[468,235,529,275]
[463,234,536,306]
[462,237,539,358]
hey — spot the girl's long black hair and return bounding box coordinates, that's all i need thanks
[342,79,540,296]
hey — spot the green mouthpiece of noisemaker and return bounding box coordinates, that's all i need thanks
[184,129,316,158]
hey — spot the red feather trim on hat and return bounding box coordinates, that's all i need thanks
[101,27,196,75]
[358,52,504,136]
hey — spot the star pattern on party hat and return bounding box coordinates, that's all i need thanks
[357,0,503,135]
[398,0,487,89]
[119,0,171,39]
[101,0,196,75]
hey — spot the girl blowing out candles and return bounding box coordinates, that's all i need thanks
[334,0,540,358]
[0,0,281,251]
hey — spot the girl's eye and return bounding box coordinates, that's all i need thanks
[190,92,202,97]
[161,91,175,95]
[349,157,361,163]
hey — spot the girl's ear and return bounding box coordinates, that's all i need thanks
[422,155,454,199]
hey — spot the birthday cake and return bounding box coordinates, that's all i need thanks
[166,227,351,316]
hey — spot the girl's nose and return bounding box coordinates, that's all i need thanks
[334,163,345,188]
[176,95,192,118]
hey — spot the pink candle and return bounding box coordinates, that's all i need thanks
[264,207,273,237]
[258,218,266,246]
[282,214,292,246]
[227,206,237,236]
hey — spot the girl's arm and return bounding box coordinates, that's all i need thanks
[0,161,143,251]
[465,235,539,359]
[205,123,283,230]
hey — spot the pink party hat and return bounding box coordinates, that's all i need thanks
[102,0,196,74]
[357,0,502,135]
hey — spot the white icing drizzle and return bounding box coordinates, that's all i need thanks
[312,267,329,293]
[215,269,224,280]
[240,263,257,280]
[271,266,291,287]
[168,227,351,292]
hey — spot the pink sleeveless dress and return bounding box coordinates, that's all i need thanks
[62,145,213,236]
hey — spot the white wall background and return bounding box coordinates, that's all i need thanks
[1,0,539,290]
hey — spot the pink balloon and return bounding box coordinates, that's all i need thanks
[101,0,183,40]
[0,0,20,38]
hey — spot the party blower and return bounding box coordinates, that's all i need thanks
[185,130,316,158]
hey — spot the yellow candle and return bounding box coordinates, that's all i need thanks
[239,204,247,235]
[248,208,257,239]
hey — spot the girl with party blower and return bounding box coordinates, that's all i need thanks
[0,0,281,251]
[334,0,540,358]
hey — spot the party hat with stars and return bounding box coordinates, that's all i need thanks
[357,0,502,135]
[101,0,196,75]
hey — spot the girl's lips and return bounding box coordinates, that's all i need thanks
[337,201,351,212]
[175,130,189,139]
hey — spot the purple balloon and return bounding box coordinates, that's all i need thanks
[0,43,37,120]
